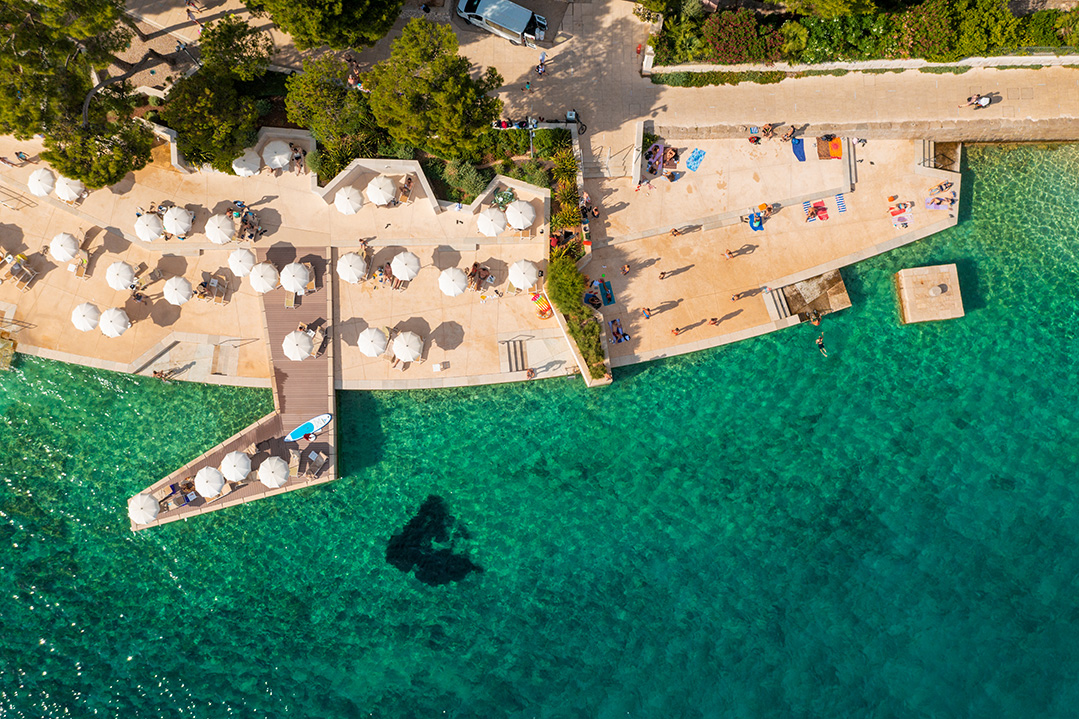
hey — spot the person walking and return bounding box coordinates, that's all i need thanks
[641,307,651,319]
[671,327,683,336]
[659,271,667,280]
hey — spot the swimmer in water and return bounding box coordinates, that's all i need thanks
[816,333,828,357]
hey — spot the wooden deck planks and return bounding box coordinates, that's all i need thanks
[130,247,339,531]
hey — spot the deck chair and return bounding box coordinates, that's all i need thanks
[147,267,163,284]
[302,262,316,294]
[16,267,36,292]
[285,291,296,309]
[288,449,301,479]
[211,274,227,305]
[305,451,327,478]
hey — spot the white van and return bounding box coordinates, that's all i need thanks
[457,0,547,48]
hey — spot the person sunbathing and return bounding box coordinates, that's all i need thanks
[761,123,774,138]
[780,126,795,142]
[806,206,822,221]
[929,181,953,195]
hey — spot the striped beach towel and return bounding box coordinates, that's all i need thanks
[802,200,816,223]
[836,193,847,213]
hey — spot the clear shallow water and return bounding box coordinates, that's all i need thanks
[4,143,1079,717]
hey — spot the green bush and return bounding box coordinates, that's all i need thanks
[800,14,897,63]
[533,128,571,158]
[1058,9,1079,47]
[376,141,415,159]
[507,159,551,188]
[1017,10,1063,47]
[555,178,578,208]
[650,70,785,87]
[552,148,578,182]
[442,158,494,199]
[254,98,273,117]
[551,205,580,232]
[955,0,1017,58]
[700,9,783,63]
[317,138,363,181]
[547,256,606,379]
[780,20,809,61]
[918,66,971,74]
[148,95,162,107]
[144,110,160,123]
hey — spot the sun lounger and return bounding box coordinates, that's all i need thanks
[288,449,301,479]
[285,291,296,309]
[15,267,36,292]
[303,262,316,294]
[305,451,327,478]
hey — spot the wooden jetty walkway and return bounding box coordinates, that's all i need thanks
[128,247,338,531]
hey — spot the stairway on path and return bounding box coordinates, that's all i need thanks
[501,339,528,373]
[764,288,793,322]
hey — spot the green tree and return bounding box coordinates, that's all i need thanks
[285,55,383,151]
[955,0,1018,57]
[162,72,258,173]
[42,121,154,189]
[242,0,404,49]
[199,15,275,81]
[366,19,503,159]
[780,0,875,17]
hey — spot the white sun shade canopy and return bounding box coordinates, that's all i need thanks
[28,169,55,197]
[392,331,423,363]
[71,302,100,332]
[390,251,420,281]
[206,214,234,245]
[262,140,291,169]
[334,186,364,215]
[365,176,396,206]
[99,308,131,338]
[439,267,467,297]
[282,330,314,361]
[249,263,280,294]
[135,213,164,242]
[229,248,256,277]
[336,253,367,284]
[106,261,136,291]
[163,276,193,306]
[49,232,78,262]
[195,466,226,497]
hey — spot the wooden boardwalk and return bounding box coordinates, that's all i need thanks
[129,247,338,531]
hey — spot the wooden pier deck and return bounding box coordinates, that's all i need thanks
[129,247,338,531]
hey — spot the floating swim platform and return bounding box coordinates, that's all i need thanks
[285,413,332,443]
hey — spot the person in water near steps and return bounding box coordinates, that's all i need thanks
[816,333,828,357]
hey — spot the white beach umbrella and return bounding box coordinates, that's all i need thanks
[232,148,261,177]
[335,186,364,215]
[163,206,193,235]
[195,466,226,497]
[205,214,234,245]
[106,261,136,291]
[128,494,159,524]
[262,140,291,169]
[439,267,468,297]
[55,176,85,202]
[258,455,289,489]
[390,251,420,281]
[49,232,78,262]
[506,200,537,230]
[229,248,256,277]
[357,327,388,357]
[28,168,55,197]
[135,213,164,242]
[366,176,396,206]
[248,263,279,294]
[336,253,367,284]
[280,262,311,294]
[99,307,131,338]
[283,330,314,361]
[163,276,193,306]
[392,331,423,362]
[71,302,100,332]
[509,260,539,290]
[219,451,251,484]
[477,207,508,237]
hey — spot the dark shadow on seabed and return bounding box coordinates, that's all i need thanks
[336,390,386,474]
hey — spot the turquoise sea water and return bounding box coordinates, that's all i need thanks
[4,143,1079,717]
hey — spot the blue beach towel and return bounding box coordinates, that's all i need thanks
[792,138,806,162]
[836,193,847,212]
[601,281,615,306]
[685,148,706,172]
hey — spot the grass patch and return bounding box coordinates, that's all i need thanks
[918,66,972,74]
